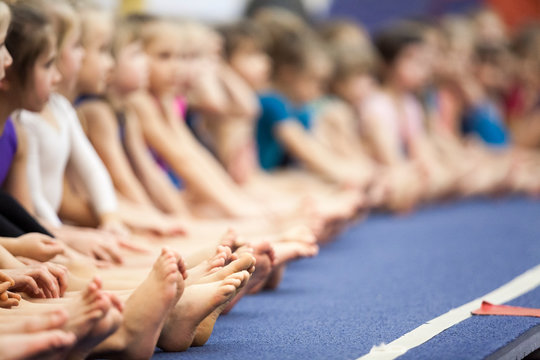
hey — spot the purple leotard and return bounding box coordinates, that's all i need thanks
[0,118,17,186]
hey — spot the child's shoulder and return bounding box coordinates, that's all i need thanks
[17,107,43,126]
[75,96,117,134]
[361,90,393,112]
[125,90,157,111]
[258,90,288,102]
[258,91,292,111]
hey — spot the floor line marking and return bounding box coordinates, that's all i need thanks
[357,263,540,360]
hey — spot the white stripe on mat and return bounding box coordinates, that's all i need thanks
[357,263,540,360]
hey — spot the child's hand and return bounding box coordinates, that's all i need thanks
[2,264,66,299]
[0,290,20,308]
[60,229,124,265]
[7,233,65,262]
[100,219,131,240]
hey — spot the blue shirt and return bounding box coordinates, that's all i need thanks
[462,100,509,147]
[256,92,314,170]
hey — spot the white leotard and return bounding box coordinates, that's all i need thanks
[18,93,117,227]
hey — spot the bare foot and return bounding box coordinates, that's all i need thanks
[0,330,76,360]
[92,248,182,360]
[61,277,110,341]
[316,190,364,224]
[219,228,249,252]
[189,253,255,285]
[0,308,68,335]
[191,270,251,347]
[158,271,248,352]
[221,243,273,314]
[186,245,232,283]
[68,292,123,360]
[30,277,110,360]
[279,225,317,244]
[272,241,319,266]
[264,241,319,290]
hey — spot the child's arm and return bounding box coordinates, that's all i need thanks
[123,109,189,215]
[363,115,404,166]
[316,101,376,167]
[12,121,63,225]
[64,101,120,228]
[218,64,260,119]
[276,121,366,186]
[0,245,25,269]
[509,112,540,148]
[129,93,262,218]
[3,123,33,214]
[80,101,154,206]
[57,176,100,227]
[188,61,229,116]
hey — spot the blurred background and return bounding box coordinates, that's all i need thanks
[96,0,538,32]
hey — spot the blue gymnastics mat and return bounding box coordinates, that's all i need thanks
[152,196,540,360]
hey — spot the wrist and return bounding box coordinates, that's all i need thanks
[0,238,18,255]
[99,212,121,226]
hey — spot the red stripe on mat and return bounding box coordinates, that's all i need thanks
[472,301,540,318]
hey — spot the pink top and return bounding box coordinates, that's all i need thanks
[175,96,188,120]
[361,91,424,154]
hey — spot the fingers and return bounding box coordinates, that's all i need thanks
[0,296,19,308]
[0,271,14,286]
[102,243,123,265]
[117,239,151,253]
[8,291,21,301]
[0,281,12,293]
[30,267,60,298]
[44,263,68,297]
[20,275,41,297]
[92,246,114,264]
[43,241,65,258]
[94,260,113,269]
[16,256,39,266]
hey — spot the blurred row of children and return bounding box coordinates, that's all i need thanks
[0,0,539,358]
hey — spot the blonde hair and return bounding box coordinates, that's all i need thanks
[24,0,78,51]
[71,1,112,48]
[111,15,142,59]
[0,2,10,29]
[319,20,379,81]
[319,19,371,50]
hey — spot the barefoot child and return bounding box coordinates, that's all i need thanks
[251,14,371,189]
[124,16,272,219]
[361,22,456,202]
[218,17,368,232]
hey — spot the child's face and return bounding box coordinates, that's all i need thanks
[0,17,12,87]
[25,47,61,111]
[335,73,376,105]
[393,43,432,91]
[57,25,84,93]
[145,25,181,95]
[290,57,331,103]
[476,57,512,93]
[175,41,204,93]
[113,41,148,93]
[230,42,271,90]
[77,13,114,95]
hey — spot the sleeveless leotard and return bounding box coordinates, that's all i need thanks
[0,118,17,186]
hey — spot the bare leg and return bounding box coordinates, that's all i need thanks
[91,248,184,360]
